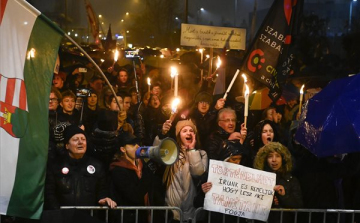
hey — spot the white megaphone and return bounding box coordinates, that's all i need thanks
[135,137,179,165]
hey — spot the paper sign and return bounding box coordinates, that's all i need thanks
[204,160,276,222]
[180,24,246,49]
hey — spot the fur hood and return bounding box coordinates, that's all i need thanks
[253,142,292,174]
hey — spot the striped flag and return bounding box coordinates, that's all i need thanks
[0,0,63,219]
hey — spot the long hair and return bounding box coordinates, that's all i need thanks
[163,121,200,189]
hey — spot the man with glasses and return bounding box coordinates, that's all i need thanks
[205,108,250,166]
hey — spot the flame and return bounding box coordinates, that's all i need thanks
[147,77,151,86]
[241,73,247,83]
[300,84,305,94]
[216,57,222,68]
[171,98,180,113]
[170,66,177,78]
[114,49,119,62]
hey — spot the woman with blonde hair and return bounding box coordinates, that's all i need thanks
[162,119,208,223]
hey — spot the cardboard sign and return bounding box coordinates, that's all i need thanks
[180,24,246,49]
[204,160,276,222]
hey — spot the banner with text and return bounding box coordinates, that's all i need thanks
[181,24,246,49]
[204,160,276,222]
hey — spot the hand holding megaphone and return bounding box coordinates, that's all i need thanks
[135,137,179,165]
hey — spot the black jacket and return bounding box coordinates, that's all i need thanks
[205,127,251,166]
[189,108,218,147]
[45,154,108,209]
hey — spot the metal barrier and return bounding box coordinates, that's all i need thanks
[193,207,360,223]
[2,207,360,223]
[60,206,183,223]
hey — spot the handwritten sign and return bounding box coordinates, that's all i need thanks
[180,24,246,49]
[204,160,276,222]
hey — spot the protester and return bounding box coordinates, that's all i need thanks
[189,91,225,147]
[162,119,208,222]
[82,91,99,135]
[205,108,250,166]
[52,71,68,93]
[248,119,280,162]
[253,142,303,222]
[45,125,117,209]
[109,133,152,223]
[88,75,104,95]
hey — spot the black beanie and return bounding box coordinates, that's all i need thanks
[63,125,86,144]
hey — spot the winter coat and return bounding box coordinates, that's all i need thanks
[45,154,108,210]
[110,158,152,223]
[189,108,218,147]
[164,149,208,222]
[205,127,251,166]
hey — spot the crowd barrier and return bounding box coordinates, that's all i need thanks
[59,206,360,223]
[2,207,360,223]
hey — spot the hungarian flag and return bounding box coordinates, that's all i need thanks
[241,0,303,102]
[0,0,63,219]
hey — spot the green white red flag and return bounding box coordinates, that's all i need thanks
[0,0,63,219]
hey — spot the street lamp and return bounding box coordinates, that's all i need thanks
[349,0,357,32]
[197,8,205,24]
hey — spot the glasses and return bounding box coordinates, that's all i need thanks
[49,98,58,103]
[219,118,236,123]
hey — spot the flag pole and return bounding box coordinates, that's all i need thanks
[64,34,121,109]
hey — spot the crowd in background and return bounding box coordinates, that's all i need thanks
[42,48,360,223]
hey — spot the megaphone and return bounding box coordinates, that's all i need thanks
[135,137,179,165]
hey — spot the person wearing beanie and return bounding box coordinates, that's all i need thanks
[162,119,208,222]
[109,133,153,223]
[189,91,226,146]
[45,125,117,210]
[253,142,303,222]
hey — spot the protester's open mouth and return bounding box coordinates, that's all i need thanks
[185,136,192,142]
[267,137,272,142]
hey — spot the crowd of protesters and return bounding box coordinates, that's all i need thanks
[39,49,360,223]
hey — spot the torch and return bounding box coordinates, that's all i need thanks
[298,84,305,115]
[147,77,151,94]
[169,97,180,122]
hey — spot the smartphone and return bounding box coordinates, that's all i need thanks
[76,88,91,97]
[125,50,138,58]
[79,67,87,73]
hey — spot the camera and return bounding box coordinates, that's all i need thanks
[76,88,91,97]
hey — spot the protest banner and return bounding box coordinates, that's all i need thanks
[204,160,276,222]
[180,24,246,49]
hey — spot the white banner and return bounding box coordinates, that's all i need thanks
[180,24,246,49]
[204,160,276,222]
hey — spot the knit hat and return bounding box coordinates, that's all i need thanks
[63,125,86,144]
[195,91,212,104]
[175,119,197,136]
[117,132,141,147]
[97,110,118,131]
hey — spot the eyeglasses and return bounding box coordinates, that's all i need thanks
[219,118,236,123]
[49,98,58,103]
